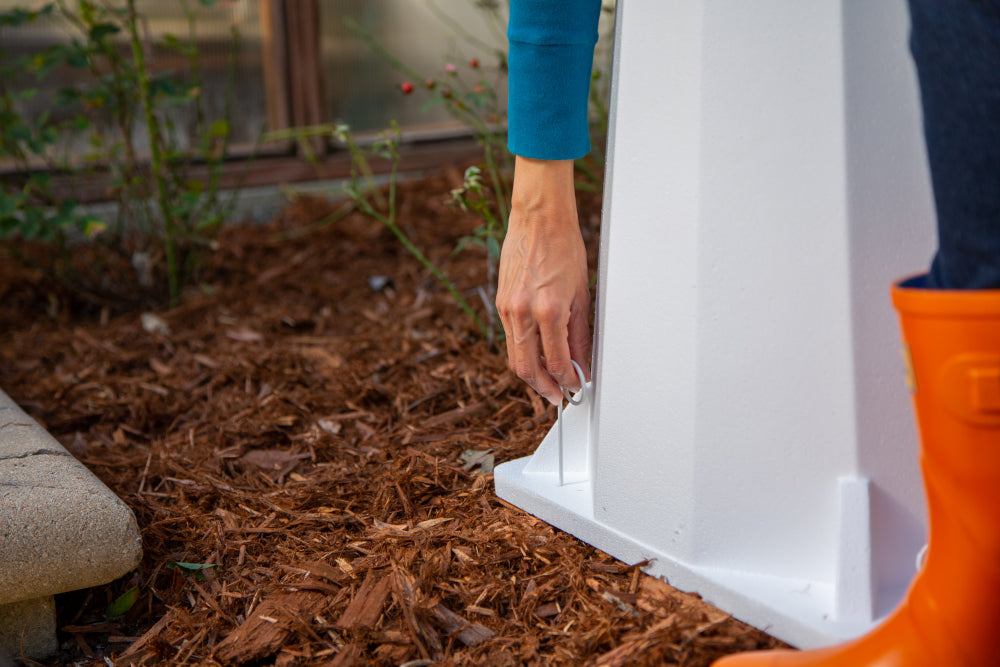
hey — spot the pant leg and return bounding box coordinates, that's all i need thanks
[908,0,1000,289]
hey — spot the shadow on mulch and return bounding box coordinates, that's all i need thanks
[0,166,783,666]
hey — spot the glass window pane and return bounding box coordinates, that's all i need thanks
[0,0,265,164]
[319,1,510,135]
[135,0,266,148]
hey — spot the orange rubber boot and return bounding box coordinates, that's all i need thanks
[713,278,1000,667]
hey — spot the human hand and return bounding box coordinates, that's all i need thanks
[497,156,592,404]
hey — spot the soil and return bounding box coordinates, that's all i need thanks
[0,165,784,666]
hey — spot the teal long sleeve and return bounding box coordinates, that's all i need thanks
[507,0,603,160]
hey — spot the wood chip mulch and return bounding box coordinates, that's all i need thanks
[0,166,784,666]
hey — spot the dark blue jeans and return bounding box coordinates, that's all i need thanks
[908,0,1000,289]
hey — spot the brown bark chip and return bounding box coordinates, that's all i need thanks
[334,570,391,630]
[430,603,496,647]
[325,644,362,667]
[214,591,328,665]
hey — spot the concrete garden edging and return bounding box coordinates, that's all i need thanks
[0,387,142,660]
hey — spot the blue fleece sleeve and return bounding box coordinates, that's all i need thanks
[507,0,603,160]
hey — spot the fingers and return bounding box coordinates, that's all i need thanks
[504,314,563,405]
[501,288,591,405]
[537,296,586,394]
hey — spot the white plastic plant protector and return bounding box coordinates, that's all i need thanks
[495,0,937,649]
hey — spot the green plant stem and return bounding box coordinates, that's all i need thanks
[347,140,386,209]
[126,0,178,304]
[355,130,486,338]
[590,80,610,133]
[267,200,354,242]
[358,192,486,337]
[481,140,509,230]
[439,100,510,227]
[574,159,602,187]
[59,0,141,235]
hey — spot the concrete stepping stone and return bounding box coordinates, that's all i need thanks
[0,388,141,661]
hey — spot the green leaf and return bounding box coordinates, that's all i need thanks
[56,198,79,216]
[160,33,182,50]
[197,214,222,231]
[65,48,89,69]
[83,219,107,238]
[10,87,39,103]
[18,216,41,240]
[38,125,58,146]
[420,97,445,114]
[208,119,229,138]
[55,87,80,106]
[168,561,216,571]
[69,115,91,131]
[8,121,31,141]
[78,0,96,25]
[168,561,216,580]
[0,192,20,219]
[105,586,139,617]
[31,51,57,78]
[453,235,480,255]
[82,88,108,109]
[0,218,19,237]
[25,136,45,154]
[35,220,55,242]
[486,234,501,260]
[149,76,180,99]
[88,22,121,42]
[0,5,52,28]
[0,9,30,28]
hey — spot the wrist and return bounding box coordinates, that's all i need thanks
[510,156,578,230]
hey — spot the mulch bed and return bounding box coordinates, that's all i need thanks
[0,165,784,666]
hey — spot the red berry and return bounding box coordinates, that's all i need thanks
[400,81,414,94]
